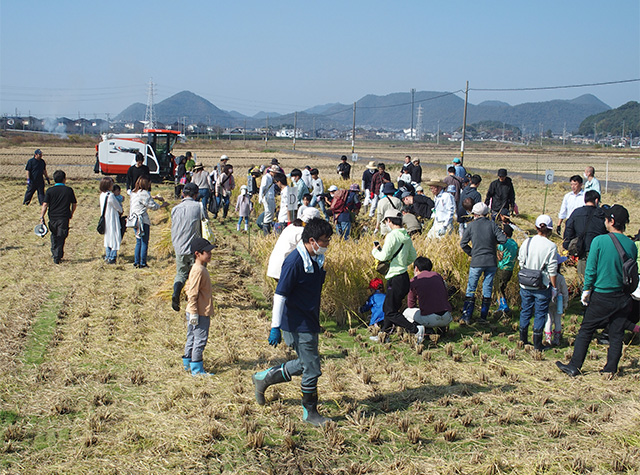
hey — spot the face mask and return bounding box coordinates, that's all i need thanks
[312,240,328,255]
[584,173,589,179]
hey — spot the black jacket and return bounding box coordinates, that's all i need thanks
[485,177,515,214]
[409,194,434,219]
[562,205,607,256]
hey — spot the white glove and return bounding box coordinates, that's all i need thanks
[581,290,592,306]
[188,312,199,326]
[551,287,558,300]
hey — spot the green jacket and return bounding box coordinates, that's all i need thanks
[372,228,417,279]
[585,232,637,293]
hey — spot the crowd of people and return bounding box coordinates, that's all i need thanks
[25,147,640,426]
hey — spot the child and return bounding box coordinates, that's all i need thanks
[297,193,312,219]
[235,185,252,231]
[544,254,569,346]
[359,278,386,327]
[495,224,518,314]
[183,237,215,375]
[112,184,124,204]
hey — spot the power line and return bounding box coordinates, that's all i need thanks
[470,78,640,92]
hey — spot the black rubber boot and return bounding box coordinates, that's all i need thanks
[479,297,492,322]
[520,327,529,345]
[301,391,329,426]
[533,329,548,351]
[252,364,289,405]
[172,282,184,312]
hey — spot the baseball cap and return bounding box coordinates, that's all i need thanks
[183,183,198,195]
[535,214,553,228]
[301,207,321,222]
[415,185,423,192]
[191,237,214,254]
[401,191,412,199]
[34,149,43,155]
[220,155,229,161]
[328,185,338,192]
[453,157,461,164]
[556,253,569,265]
[472,202,490,216]
[383,209,402,220]
[607,204,630,225]
[497,168,508,177]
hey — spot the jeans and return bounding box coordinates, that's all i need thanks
[336,221,351,240]
[519,286,552,331]
[134,223,150,266]
[184,313,210,362]
[310,195,328,219]
[105,247,118,261]
[237,216,249,229]
[198,189,210,213]
[216,194,230,218]
[570,291,634,372]
[466,266,497,298]
[282,331,321,392]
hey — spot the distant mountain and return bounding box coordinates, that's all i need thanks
[477,100,511,107]
[304,103,346,115]
[115,90,613,134]
[116,91,235,126]
[253,111,282,119]
[228,110,248,119]
[578,101,639,136]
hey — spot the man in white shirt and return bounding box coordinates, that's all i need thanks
[583,166,601,194]
[557,175,585,234]
[259,166,279,235]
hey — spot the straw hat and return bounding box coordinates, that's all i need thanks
[423,177,447,188]
[193,162,205,171]
[365,160,377,170]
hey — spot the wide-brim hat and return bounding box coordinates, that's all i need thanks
[365,160,377,170]
[423,178,447,188]
[34,223,48,237]
[193,162,205,171]
[382,182,396,195]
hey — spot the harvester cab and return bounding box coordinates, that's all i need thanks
[95,129,182,182]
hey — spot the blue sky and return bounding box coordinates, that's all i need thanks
[1,0,638,118]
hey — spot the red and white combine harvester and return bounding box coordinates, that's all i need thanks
[95,129,183,182]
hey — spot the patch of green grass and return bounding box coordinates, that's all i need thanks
[22,291,64,367]
[0,410,20,425]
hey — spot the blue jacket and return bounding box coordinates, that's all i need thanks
[360,291,385,325]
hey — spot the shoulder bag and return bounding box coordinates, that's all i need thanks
[97,193,109,234]
[375,242,404,276]
[517,238,545,288]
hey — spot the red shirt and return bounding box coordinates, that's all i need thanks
[408,270,452,315]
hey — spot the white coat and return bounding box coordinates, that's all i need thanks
[100,192,123,250]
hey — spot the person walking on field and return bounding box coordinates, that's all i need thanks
[459,202,508,324]
[39,170,76,264]
[99,177,123,264]
[171,183,207,312]
[518,215,558,351]
[259,166,278,235]
[337,155,351,180]
[583,166,600,194]
[183,237,216,376]
[370,209,423,344]
[129,176,168,268]
[361,161,377,210]
[485,168,516,218]
[556,175,585,234]
[556,205,640,377]
[368,163,391,218]
[214,164,235,220]
[24,149,50,205]
[252,218,334,426]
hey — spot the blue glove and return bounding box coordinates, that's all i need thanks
[268,327,282,347]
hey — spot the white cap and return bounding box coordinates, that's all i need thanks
[301,207,321,222]
[328,185,338,192]
[471,202,489,216]
[535,214,553,228]
[220,155,229,161]
[240,185,247,195]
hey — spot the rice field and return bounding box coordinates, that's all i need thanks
[1,138,640,474]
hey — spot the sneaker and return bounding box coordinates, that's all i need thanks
[416,325,425,344]
[369,335,390,343]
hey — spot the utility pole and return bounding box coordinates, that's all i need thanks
[563,122,566,146]
[293,112,297,150]
[312,117,316,140]
[437,120,440,145]
[460,81,469,166]
[351,102,356,153]
[244,119,247,144]
[265,115,269,146]
[410,88,415,140]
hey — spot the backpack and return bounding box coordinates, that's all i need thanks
[609,234,639,295]
[329,189,350,215]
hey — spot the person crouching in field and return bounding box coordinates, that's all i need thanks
[252,218,333,426]
[360,278,386,328]
[183,237,215,376]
